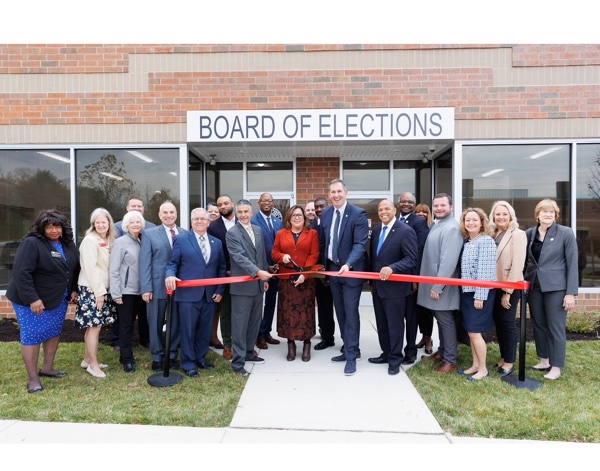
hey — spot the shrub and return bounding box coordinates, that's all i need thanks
[566,310,600,334]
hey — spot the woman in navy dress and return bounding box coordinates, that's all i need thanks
[6,210,80,393]
[458,208,497,381]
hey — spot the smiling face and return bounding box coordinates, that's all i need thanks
[126,198,144,215]
[191,209,210,236]
[398,193,416,216]
[127,216,143,237]
[217,196,234,219]
[44,224,63,242]
[207,206,220,221]
[328,182,348,209]
[378,200,396,225]
[258,193,274,216]
[314,199,327,218]
[290,208,305,230]
[305,202,316,221]
[464,211,482,238]
[538,208,557,226]
[94,215,109,238]
[493,205,511,231]
[432,196,452,220]
[236,203,253,226]
[158,203,177,229]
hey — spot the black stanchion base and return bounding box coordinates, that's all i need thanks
[147,372,184,388]
[502,375,542,391]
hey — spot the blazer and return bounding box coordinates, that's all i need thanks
[318,203,369,286]
[226,222,269,296]
[271,227,320,280]
[109,232,142,299]
[78,232,111,297]
[139,224,188,299]
[416,215,464,311]
[399,212,430,273]
[6,236,80,310]
[251,211,283,266]
[524,223,578,295]
[495,227,527,294]
[114,220,156,238]
[207,216,236,271]
[370,220,418,298]
[165,230,226,303]
[460,235,497,301]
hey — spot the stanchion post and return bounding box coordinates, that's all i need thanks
[147,292,183,387]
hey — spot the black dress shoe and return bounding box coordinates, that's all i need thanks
[197,361,215,370]
[124,362,135,373]
[245,354,265,364]
[498,366,514,377]
[185,369,199,378]
[368,355,388,364]
[529,365,551,372]
[151,361,163,372]
[388,366,400,375]
[169,359,180,370]
[232,366,248,376]
[38,370,67,378]
[401,355,417,365]
[314,339,335,350]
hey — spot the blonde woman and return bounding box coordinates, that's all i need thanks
[76,208,117,378]
[489,201,527,377]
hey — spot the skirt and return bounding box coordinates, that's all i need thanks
[12,291,68,346]
[460,291,495,334]
[75,284,117,328]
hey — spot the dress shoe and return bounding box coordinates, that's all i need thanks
[210,341,225,350]
[223,348,233,360]
[388,365,400,375]
[151,361,163,372]
[302,341,311,362]
[185,369,199,378]
[344,361,356,376]
[421,351,443,362]
[468,372,490,381]
[38,370,67,378]
[232,366,248,376]
[245,354,265,364]
[498,366,514,377]
[314,339,334,350]
[169,359,180,370]
[529,365,551,372]
[264,334,281,345]
[256,338,268,350]
[27,384,44,394]
[123,362,135,373]
[401,355,417,365]
[416,339,426,348]
[368,355,388,364]
[331,354,346,363]
[434,362,458,374]
[287,341,296,361]
[458,369,478,375]
[81,360,107,369]
[86,365,106,378]
[197,361,215,370]
[424,347,433,355]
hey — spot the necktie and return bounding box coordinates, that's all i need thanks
[266,216,275,238]
[170,228,176,245]
[332,209,341,263]
[245,225,256,246]
[400,216,406,223]
[199,235,209,263]
[376,225,388,256]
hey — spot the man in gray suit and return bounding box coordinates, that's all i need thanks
[226,199,272,376]
[140,201,187,371]
[416,193,464,374]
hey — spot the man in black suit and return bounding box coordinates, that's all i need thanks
[396,192,430,364]
[318,179,369,376]
[312,197,336,350]
[207,194,237,360]
[369,199,418,375]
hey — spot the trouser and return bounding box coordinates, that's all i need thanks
[315,279,335,342]
[231,292,263,370]
[432,310,458,365]
[117,294,144,363]
[527,288,567,368]
[493,289,519,363]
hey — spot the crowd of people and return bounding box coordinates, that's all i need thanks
[6,183,578,392]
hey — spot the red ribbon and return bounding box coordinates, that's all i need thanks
[167,269,529,294]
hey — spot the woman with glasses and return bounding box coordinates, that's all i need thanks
[271,205,320,362]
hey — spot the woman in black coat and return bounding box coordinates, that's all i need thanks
[6,210,80,393]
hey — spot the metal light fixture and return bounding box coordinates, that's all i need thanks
[209,154,216,165]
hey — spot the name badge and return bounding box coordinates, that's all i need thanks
[99,242,107,248]
[51,251,62,258]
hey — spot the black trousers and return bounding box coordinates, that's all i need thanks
[315,279,335,342]
[117,294,144,363]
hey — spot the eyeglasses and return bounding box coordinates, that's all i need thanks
[399,200,416,205]
[260,199,274,203]
[291,214,304,219]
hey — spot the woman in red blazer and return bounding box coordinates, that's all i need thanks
[271,205,320,362]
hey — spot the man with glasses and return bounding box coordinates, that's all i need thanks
[165,208,226,378]
[252,193,283,350]
[396,192,430,365]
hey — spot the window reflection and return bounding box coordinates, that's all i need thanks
[577,143,600,287]
[247,162,293,192]
[75,148,180,240]
[0,149,71,289]
[344,161,389,191]
[206,162,243,204]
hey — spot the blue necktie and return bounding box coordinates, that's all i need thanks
[332,210,341,263]
[400,216,406,223]
[376,225,388,256]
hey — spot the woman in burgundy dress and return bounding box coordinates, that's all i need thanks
[271,205,320,362]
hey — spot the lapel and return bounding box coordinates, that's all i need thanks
[496,228,513,261]
[338,206,350,238]
[159,226,171,251]
[187,231,204,262]
[238,223,257,253]
[539,223,559,258]
[378,221,399,255]
[44,240,68,271]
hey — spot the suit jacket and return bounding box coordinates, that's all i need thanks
[139,224,188,299]
[370,220,418,298]
[524,223,578,295]
[115,220,156,238]
[251,212,283,266]
[165,230,226,302]
[398,212,429,273]
[226,222,269,296]
[495,226,527,294]
[6,236,80,310]
[417,216,464,310]
[271,227,320,280]
[207,216,236,271]
[318,203,369,286]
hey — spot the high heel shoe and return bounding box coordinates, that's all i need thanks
[86,365,106,378]
[302,341,311,362]
[287,340,296,361]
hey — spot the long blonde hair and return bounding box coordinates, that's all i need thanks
[85,207,116,243]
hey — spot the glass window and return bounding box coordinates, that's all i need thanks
[206,162,243,204]
[188,153,204,210]
[247,162,293,193]
[343,161,389,191]
[576,143,600,287]
[0,149,71,289]
[393,160,432,206]
[462,144,570,230]
[75,148,180,240]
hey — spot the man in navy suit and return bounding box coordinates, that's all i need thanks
[165,208,226,378]
[318,179,369,376]
[369,199,419,375]
[140,201,187,371]
[251,192,283,350]
[396,192,430,364]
